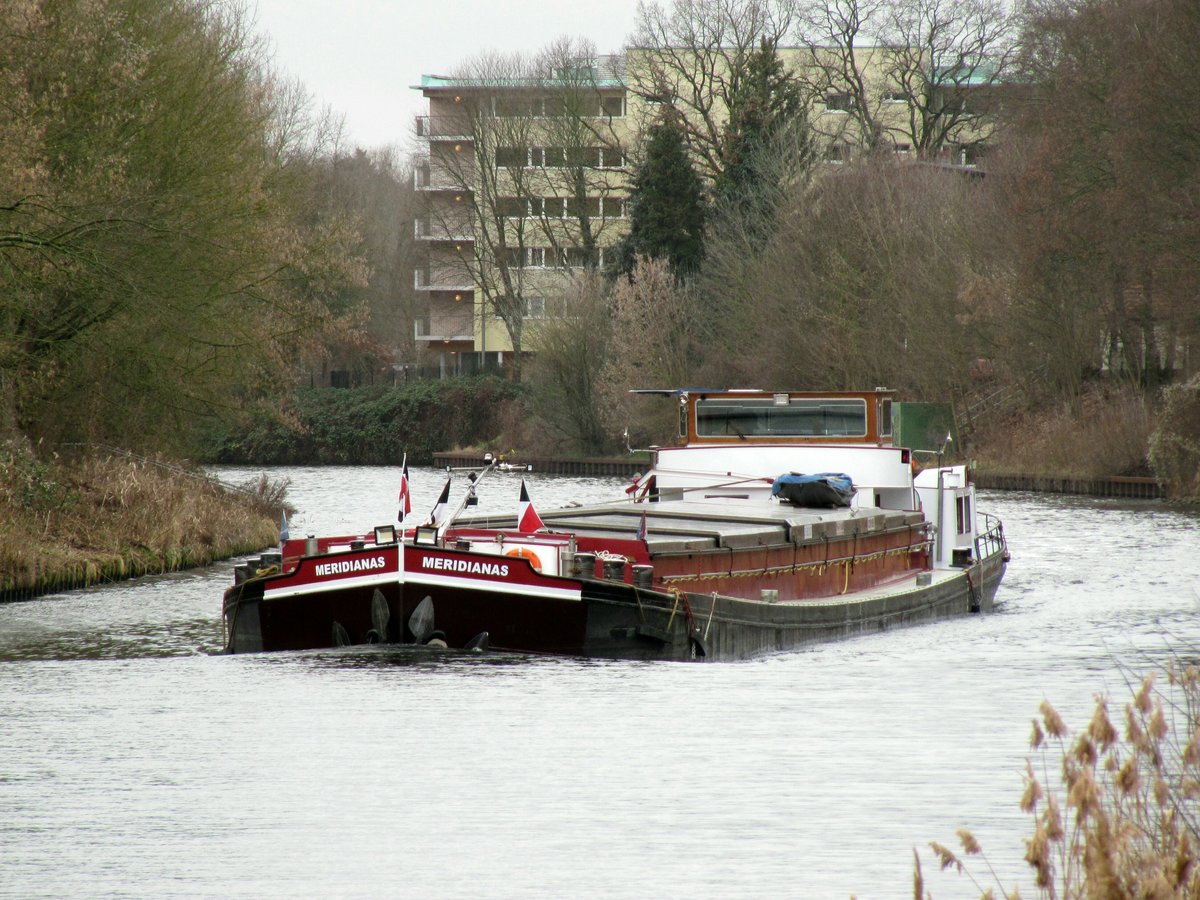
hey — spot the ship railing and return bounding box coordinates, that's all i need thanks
[974,512,1007,562]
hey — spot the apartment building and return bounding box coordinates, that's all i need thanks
[413,58,631,376]
[412,47,1001,375]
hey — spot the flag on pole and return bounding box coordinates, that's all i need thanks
[517,479,546,532]
[280,510,290,544]
[427,477,451,527]
[636,508,648,542]
[397,454,411,524]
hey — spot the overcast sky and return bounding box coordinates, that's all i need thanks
[251,0,646,152]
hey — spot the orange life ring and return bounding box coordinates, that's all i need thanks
[505,546,543,572]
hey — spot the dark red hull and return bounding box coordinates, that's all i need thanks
[223,543,1007,661]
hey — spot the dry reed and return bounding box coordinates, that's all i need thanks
[1,445,282,597]
[970,384,1156,479]
[918,659,1200,898]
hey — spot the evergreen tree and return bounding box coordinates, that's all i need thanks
[714,38,811,249]
[613,119,707,277]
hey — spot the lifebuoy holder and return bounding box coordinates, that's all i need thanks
[505,546,543,572]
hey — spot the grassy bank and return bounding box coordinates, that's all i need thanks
[0,445,282,601]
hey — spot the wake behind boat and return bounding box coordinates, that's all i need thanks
[222,389,1008,660]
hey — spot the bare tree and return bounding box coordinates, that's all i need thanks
[598,256,699,443]
[794,0,1015,159]
[1000,0,1200,400]
[794,0,892,153]
[528,38,629,274]
[526,271,614,453]
[628,0,799,182]
[882,0,1016,159]
[694,159,1005,400]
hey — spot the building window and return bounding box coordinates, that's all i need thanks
[525,296,546,318]
[881,90,906,103]
[598,147,625,168]
[496,147,525,168]
[497,196,526,218]
[527,248,546,268]
[602,95,624,117]
[566,197,601,218]
[566,146,603,168]
[529,197,545,217]
[602,197,626,218]
[495,97,533,117]
[825,92,852,112]
[561,247,597,269]
[537,146,566,167]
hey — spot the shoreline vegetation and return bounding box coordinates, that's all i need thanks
[0,445,282,602]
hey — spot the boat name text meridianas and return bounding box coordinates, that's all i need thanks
[315,556,388,577]
[421,557,510,577]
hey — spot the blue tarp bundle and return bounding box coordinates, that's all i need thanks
[771,472,855,508]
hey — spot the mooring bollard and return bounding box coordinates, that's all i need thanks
[573,552,596,579]
[602,557,627,581]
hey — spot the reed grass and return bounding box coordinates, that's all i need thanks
[918,658,1200,898]
[969,384,1156,479]
[0,444,281,599]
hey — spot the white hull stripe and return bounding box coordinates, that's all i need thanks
[264,572,399,601]
[407,572,582,602]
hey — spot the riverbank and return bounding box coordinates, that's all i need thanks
[0,446,281,602]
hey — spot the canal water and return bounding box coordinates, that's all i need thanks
[2,467,1198,898]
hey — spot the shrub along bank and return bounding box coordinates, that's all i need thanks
[0,446,281,601]
[203,377,524,466]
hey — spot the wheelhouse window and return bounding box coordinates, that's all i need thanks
[695,398,868,438]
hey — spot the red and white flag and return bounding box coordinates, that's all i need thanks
[427,477,451,527]
[517,479,546,532]
[397,454,411,524]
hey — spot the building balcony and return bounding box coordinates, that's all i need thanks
[413,164,471,192]
[414,268,475,293]
[415,116,474,141]
[414,317,474,343]
[414,218,473,242]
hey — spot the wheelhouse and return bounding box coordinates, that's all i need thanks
[675,389,895,446]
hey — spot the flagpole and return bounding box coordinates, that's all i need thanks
[397,452,409,584]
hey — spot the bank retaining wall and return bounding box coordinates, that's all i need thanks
[973,473,1162,499]
[433,453,644,478]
